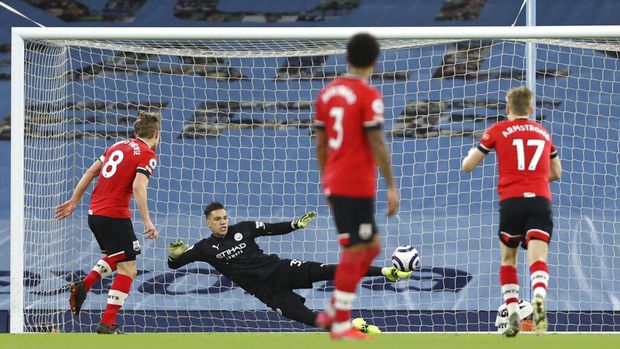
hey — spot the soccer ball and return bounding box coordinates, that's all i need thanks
[391,245,420,272]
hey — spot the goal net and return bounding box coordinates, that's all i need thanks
[11,27,620,333]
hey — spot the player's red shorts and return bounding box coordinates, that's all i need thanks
[498,197,553,249]
[328,195,378,247]
[88,214,141,261]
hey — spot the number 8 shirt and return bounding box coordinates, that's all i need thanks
[477,118,557,202]
[89,138,158,218]
[314,74,385,198]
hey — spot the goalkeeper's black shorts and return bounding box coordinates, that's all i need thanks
[253,259,323,307]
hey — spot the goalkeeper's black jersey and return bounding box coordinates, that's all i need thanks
[168,220,296,293]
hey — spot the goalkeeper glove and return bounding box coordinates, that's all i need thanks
[291,211,317,229]
[168,240,189,260]
[382,266,412,282]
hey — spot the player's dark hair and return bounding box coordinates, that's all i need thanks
[134,111,161,139]
[204,202,225,218]
[346,33,380,68]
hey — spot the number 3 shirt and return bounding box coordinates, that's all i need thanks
[89,138,158,218]
[314,74,385,198]
[477,118,557,202]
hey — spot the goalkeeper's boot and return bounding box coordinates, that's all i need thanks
[96,323,125,335]
[532,296,548,334]
[502,311,521,338]
[330,327,372,341]
[69,281,87,316]
[382,266,412,282]
[352,318,382,334]
[315,311,334,331]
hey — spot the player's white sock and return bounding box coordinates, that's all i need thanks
[507,301,520,316]
[92,259,113,278]
[331,290,355,334]
[500,265,520,315]
[530,260,549,300]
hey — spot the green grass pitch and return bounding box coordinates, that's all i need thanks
[1,333,619,349]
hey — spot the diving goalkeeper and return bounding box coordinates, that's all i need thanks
[167,202,411,333]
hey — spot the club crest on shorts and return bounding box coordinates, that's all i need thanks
[234,233,243,241]
[133,240,141,252]
[359,223,372,240]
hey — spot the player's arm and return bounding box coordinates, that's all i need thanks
[367,129,399,216]
[55,160,101,220]
[461,147,487,172]
[549,156,562,182]
[133,173,158,239]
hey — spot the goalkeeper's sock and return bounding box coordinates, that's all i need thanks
[100,273,132,326]
[529,260,549,300]
[500,265,520,314]
[83,252,124,291]
[365,266,383,277]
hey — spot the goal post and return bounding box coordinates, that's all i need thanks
[11,26,620,333]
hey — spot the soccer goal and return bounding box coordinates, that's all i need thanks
[10,26,620,333]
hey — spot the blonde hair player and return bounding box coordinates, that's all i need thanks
[462,86,562,337]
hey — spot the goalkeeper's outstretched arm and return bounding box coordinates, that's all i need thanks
[168,240,200,269]
[258,211,317,236]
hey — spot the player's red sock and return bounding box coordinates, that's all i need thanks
[500,265,519,310]
[82,252,125,291]
[530,260,549,299]
[361,246,380,277]
[100,273,132,326]
[331,247,380,333]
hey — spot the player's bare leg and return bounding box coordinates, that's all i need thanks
[528,239,549,334]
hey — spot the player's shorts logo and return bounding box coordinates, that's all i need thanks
[234,233,243,241]
[358,223,372,240]
[133,240,141,252]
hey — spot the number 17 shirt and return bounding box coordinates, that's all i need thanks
[477,118,557,202]
[314,75,385,198]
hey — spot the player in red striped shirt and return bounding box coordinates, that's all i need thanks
[314,32,399,340]
[55,111,161,334]
[462,86,562,337]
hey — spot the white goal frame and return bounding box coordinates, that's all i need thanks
[11,25,620,334]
